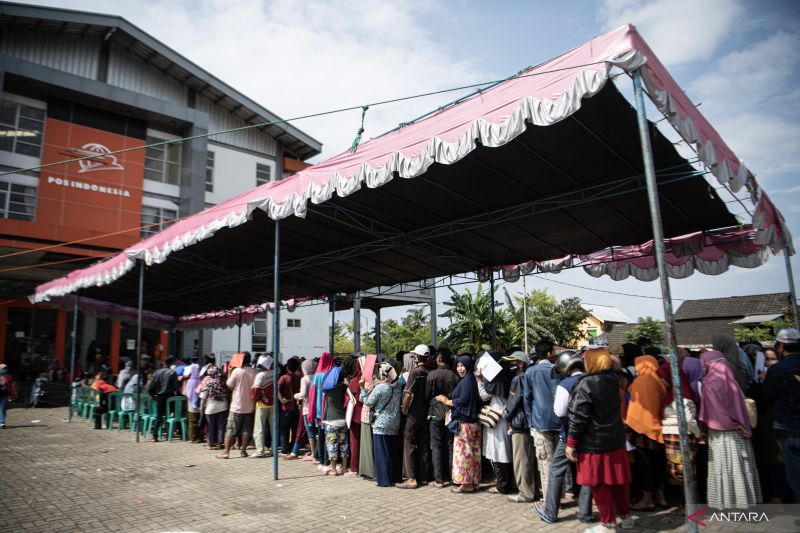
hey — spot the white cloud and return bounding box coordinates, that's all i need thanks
[597,0,743,66]
[27,0,489,160]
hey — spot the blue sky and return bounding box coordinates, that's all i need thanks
[23,0,800,325]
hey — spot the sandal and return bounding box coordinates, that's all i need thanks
[451,485,473,494]
[487,487,501,494]
[240,451,249,458]
[215,453,230,459]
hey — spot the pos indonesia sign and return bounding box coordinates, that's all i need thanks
[38,118,145,249]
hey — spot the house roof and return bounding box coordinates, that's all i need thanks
[0,1,322,159]
[674,292,790,320]
[581,303,633,324]
[604,319,738,349]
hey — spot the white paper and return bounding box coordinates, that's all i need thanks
[476,352,502,382]
[754,352,766,376]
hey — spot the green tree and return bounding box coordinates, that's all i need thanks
[331,320,353,354]
[623,316,664,345]
[440,283,500,352]
[504,287,590,348]
[359,309,443,355]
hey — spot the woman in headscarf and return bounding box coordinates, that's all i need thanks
[116,360,134,389]
[657,359,701,490]
[698,350,762,509]
[436,355,481,494]
[182,358,202,443]
[359,358,376,480]
[360,362,402,487]
[309,352,334,470]
[200,367,229,450]
[121,373,140,412]
[476,353,513,494]
[682,356,704,406]
[290,358,318,462]
[343,356,364,477]
[711,334,753,393]
[625,354,667,511]
[566,348,632,532]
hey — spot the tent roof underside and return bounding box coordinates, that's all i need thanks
[79,84,737,316]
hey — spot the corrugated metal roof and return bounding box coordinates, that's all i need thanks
[581,303,634,324]
[0,1,322,159]
[674,292,789,320]
[729,313,784,325]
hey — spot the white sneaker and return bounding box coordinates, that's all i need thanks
[618,515,634,530]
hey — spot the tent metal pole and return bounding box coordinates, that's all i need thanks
[784,252,799,329]
[633,69,697,531]
[353,293,361,356]
[522,275,529,355]
[134,260,144,443]
[430,284,438,348]
[237,312,242,352]
[68,293,79,423]
[330,294,336,354]
[490,274,497,350]
[272,220,281,480]
[375,308,382,354]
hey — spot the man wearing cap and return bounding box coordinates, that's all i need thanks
[397,344,431,489]
[524,340,562,501]
[252,355,276,458]
[146,356,179,442]
[761,328,800,501]
[503,350,535,502]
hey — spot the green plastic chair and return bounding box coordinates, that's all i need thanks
[75,387,90,418]
[70,386,85,418]
[85,388,101,420]
[105,392,126,429]
[138,395,158,435]
[115,393,137,431]
[158,396,188,442]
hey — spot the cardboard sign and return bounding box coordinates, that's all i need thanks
[476,352,502,382]
[363,354,378,384]
[229,353,245,369]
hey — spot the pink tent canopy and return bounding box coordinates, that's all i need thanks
[32,24,791,311]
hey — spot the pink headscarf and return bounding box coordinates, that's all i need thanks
[307,352,334,422]
[697,350,752,438]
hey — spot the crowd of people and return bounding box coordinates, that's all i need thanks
[69,329,799,533]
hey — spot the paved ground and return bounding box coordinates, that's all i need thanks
[0,407,691,532]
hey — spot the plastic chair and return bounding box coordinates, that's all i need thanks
[70,386,84,418]
[139,396,158,435]
[115,393,137,431]
[105,392,127,429]
[85,388,101,420]
[159,396,188,442]
[76,387,90,418]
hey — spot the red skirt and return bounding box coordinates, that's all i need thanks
[576,446,631,486]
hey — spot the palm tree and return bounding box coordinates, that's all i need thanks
[440,283,498,352]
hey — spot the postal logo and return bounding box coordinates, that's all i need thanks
[62,143,125,173]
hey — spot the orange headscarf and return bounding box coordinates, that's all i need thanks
[624,355,666,443]
[584,348,613,374]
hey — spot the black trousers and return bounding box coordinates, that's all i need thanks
[492,460,513,494]
[403,415,430,481]
[151,394,169,439]
[429,419,453,484]
[279,409,299,454]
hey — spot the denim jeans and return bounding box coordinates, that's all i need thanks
[780,435,800,503]
[542,440,593,522]
[0,394,8,426]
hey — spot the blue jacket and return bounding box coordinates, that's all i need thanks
[503,372,530,433]
[524,360,561,431]
[761,353,800,435]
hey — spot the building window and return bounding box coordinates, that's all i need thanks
[205,151,215,192]
[287,318,301,328]
[141,206,177,237]
[252,316,267,352]
[0,181,37,221]
[256,163,271,186]
[0,101,45,158]
[144,136,182,185]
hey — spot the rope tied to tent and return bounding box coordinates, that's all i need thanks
[349,106,369,153]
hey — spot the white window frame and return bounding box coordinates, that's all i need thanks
[140,201,178,237]
[0,179,37,221]
[144,129,182,186]
[287,318,301,328]
[255,162,272,186]
[205,150,215,192]
[0,98,46,159]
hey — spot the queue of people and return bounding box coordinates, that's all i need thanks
[67,329,800,533]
